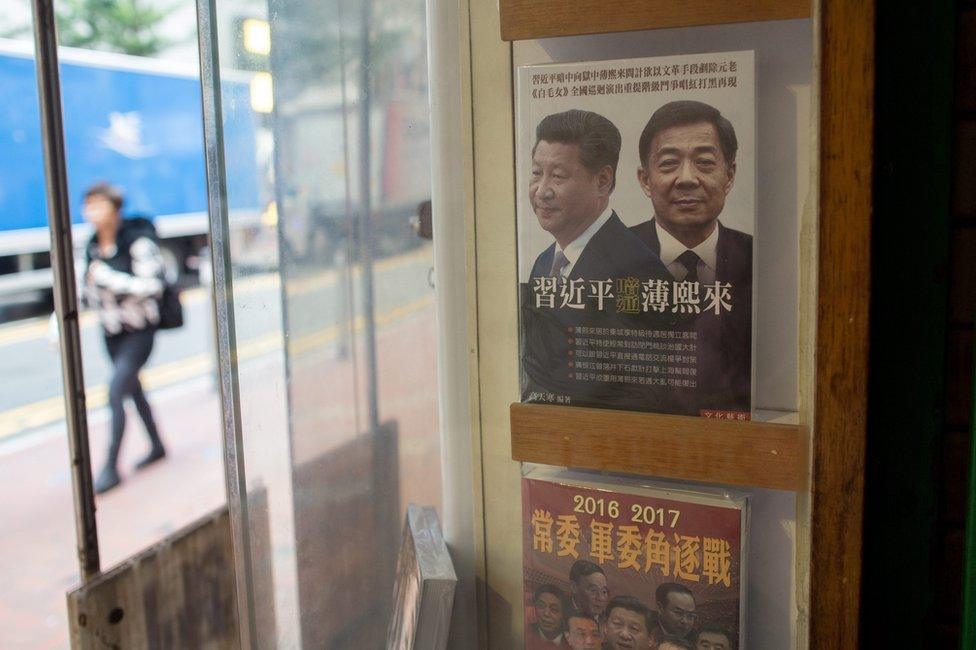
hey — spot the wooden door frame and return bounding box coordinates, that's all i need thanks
[809,1,874,646]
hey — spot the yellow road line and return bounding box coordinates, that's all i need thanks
[0,246,431,349]
[0,313,92,348]
[0,294,434,441]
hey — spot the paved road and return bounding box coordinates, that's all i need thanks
[0,376,226,649]
[0,245,435,443]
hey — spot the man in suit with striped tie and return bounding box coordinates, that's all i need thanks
[521,109,671,411]
[631,100,753,415]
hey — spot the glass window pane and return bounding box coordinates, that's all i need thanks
[202,0,439,643]
[0,4,225,645]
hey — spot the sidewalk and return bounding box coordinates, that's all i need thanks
[0,273,441,648]
[0,376,224,649]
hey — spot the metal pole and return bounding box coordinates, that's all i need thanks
[357,0,380,433]
[195,0,257,645]
[337,0,364,435]
[29,0,100,579]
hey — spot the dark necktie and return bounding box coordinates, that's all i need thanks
[549,250,569,278]
[676,249,700,282]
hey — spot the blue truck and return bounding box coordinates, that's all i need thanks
[0,38,262,299]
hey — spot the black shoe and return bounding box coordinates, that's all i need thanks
[94,466,121,494]
[135,445,166,470]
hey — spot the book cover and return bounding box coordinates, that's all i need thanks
[522,468,747,650]
[517,51,756,419]
[387,505,457,650]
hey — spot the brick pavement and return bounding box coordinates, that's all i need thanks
[0,299,442,648]
[0,376,225,649]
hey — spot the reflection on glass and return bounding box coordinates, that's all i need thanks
[242,19,271,56]
[249,72,274,113]
[205,0,439,644]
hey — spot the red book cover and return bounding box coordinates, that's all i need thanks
[522,468,747,650]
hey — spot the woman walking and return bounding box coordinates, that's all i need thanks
[82,183,167,494]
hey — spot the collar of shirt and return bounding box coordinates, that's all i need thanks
[534,627,563,644]
[655,219,719,283]
[556,205,614,278]
[655,621,679,642]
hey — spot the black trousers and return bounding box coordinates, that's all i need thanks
[103,328,161,469]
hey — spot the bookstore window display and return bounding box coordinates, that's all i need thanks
[513,19,813,649]
[517,21,812,421]
[198,0,863,645]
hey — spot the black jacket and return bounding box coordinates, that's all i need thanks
[85,217,165,335]
[630,218,753,413]
[520,212,675,411]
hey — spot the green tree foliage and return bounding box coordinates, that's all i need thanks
[0,0,182,57]
[54,0,178,56]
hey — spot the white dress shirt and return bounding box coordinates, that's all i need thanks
[655,220,719,284]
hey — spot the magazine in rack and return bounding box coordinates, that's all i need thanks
[522,466,748,649]
[517,51,756,419]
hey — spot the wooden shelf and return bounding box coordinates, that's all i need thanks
[510,403,802,491]
[499,0,811,41]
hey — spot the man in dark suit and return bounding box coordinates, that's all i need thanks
[520,109,671,410]
[650,582,699,647]
[527,109,667,283]
[631,100,752,414]
[526,584,569,649]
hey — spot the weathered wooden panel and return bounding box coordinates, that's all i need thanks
[511,403,801,491]
[67,507,239,649]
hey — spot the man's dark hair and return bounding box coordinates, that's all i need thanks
[83,182,125,211]
[694,626,735,648]
[603,595,654,633]
[569,559,606,584]
[655,582,695,608]
[658,640,693,650]
[533,109,622,191]
[534,583,565,603]
[566,612,598,626]
[637,100,738,169]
